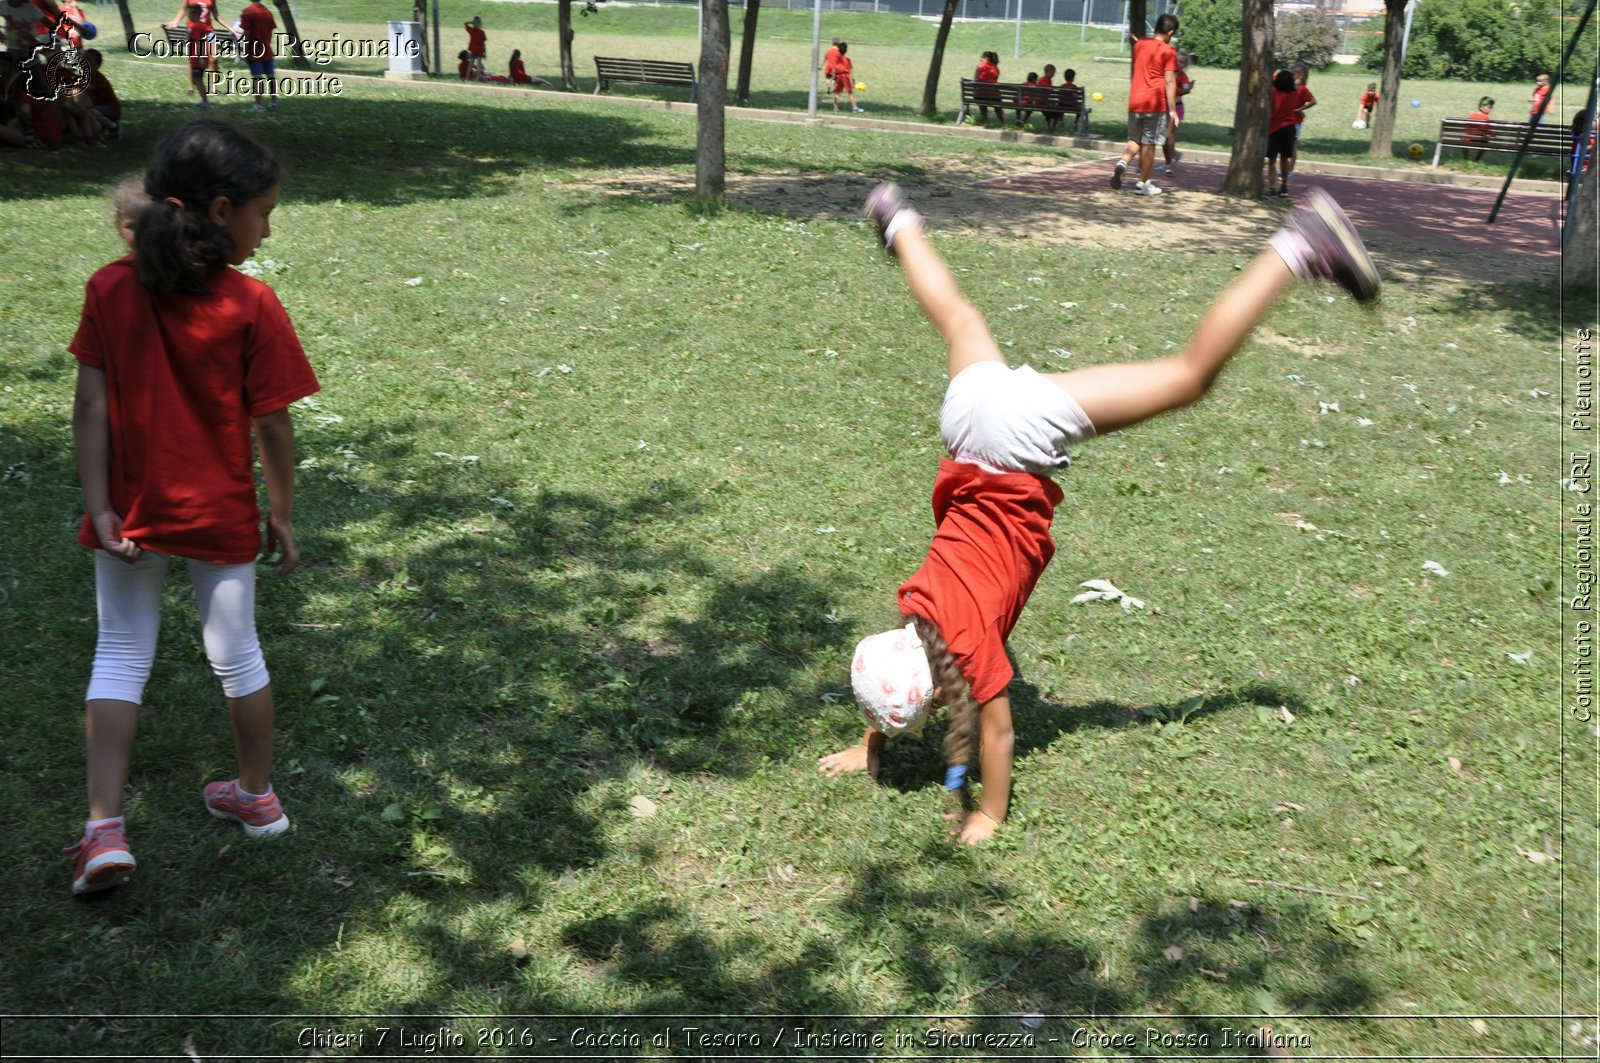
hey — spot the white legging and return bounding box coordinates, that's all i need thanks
[87,551,270,704]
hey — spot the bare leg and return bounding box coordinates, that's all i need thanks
[1047,249,1293,434]
[1138,142,1157,183]
[885,221,1004,381]
[228,684,275,796]
[86,698,139,820]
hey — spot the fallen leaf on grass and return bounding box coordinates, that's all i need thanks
[1280,706,1296,725]
[1200,967,1230,981]
[1162,945,1184,962]
[1470,1019,1490,1036]
[1516,846,1555,865]
[510,937,531,966]
[182,1035,201,1061]
[1274,802,1307,813]
[1447,756,1463,775]
[1422,560,1450,578]
[628,795,658,819]
[1072,578,1145,611]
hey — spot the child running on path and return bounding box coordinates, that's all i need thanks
[63,120,319,895]
[820,181,1378,843]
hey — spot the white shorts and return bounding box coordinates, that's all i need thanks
[940,361,1096,475]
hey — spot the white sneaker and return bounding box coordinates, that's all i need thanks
[852,107,864,113]
[1134,180,1162,196]
[1162,165,1174,176]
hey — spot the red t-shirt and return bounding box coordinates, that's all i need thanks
[457,57,469,79]
[187,19,210,68]
[975,59,999,84]
[510,57,531,83]
[832,54,852,87]
[1292,84,1315,124]
[1465,109,1493,143]
[464,22,485,54]
[238,1,273,59]
[24,89,60,147]
[1269,86,1299,133]
[1128,35,1177,114]
[1359,90,1378,109]
[898,459,1064,705]
[69,258,320,563]
[823,45,840,76]
[1037,75,1053,87]
[88,70,119,118]
[1531,83,1550,116]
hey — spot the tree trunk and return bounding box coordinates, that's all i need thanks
[1567,117,1599,298]
[696,0,729,203]
[114,0,136,51]
[559,0,577,90]
[1367,0,1407,160]
[920,0,959,119]
[734,0,759,105]
[1128,0,1148,40]
[1221,0,1274,198]
[270,0,311,70]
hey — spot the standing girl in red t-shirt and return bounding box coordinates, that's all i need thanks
[63,120,320,895]
[820,182,1379,843]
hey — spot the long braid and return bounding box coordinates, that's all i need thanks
[910,615,979,813]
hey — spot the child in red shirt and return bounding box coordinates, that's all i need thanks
[830,40,861,113]
[509,49,547,86]
[464,16,486,79]
[1354,82,1378,129]
[63,120,319,895]
[973,50,1003,126]
[185,4,212,105]
[823,181,1378,843]
[1266,69,1299,196]
[1464,96,1495,161]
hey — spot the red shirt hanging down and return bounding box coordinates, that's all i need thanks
[464,22,485,54]
[898,459,1064,705]
[1270,86,1300,133]
[1127,35,1177,114]
[1292,84,1316,124]
[69,258,320,563]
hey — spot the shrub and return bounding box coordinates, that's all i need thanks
[1360,0,1564,82]
[1275,10,1342,70]
[1174,0,1242,69]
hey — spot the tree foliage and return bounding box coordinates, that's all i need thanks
[1172,0,1242,68]
[1360,0,1564,82]
[1275,10,1341,69]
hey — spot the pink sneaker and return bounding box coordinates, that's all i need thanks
[64,823,136,895]
[203,780,289,837]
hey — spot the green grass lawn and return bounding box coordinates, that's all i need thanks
[0,23,1591,1061]
[97,0,1580,180]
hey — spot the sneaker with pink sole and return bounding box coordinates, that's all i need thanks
[203,780,290,837]
[65,823,136,895]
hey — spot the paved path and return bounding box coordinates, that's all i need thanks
[978,160,1564,264]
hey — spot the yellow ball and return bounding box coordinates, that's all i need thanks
[1092,92,1104,102]
[856,82,866,92]
[1408,142,1425,157]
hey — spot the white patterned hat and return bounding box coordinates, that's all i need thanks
[851,621,934,736]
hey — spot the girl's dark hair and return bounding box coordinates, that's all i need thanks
[909,615,980,814]
[837,41,847,55]
[1064,68,1076,81]
[1273,69,1295,93]
[511,48,521,60]
[136,120,279,294]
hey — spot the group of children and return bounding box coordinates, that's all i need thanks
[1266,62,1317,197]
[822,38,863,113]
[0,0,117,148]
[61,111,1382,893]
[457,17,549,88]
[971,51,1098,134]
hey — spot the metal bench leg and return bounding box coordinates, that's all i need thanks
[1430,142,1441,167]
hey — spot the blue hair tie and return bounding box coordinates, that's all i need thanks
[944,764,967,791]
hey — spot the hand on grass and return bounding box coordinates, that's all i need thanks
[943,808,1001,845]
[817,743,880,780]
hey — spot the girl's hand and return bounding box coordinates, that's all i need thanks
[943,808,1001,845]
[91,509,142,563]
[263,515,298,575]
[817,742,880,780]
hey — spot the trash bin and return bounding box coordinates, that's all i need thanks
[386,20,424,79]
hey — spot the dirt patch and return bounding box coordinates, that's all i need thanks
[583,154,1558,288]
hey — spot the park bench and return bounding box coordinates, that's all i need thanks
[593,56,697,102]
[1431,116,1572,167]
[160,23,246,61]
[957,78,1090,135]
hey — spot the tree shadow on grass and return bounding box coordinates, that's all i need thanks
[873,680,1314,796]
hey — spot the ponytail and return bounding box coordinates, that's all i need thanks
[909,614,980,814]
[135,119,280,294]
